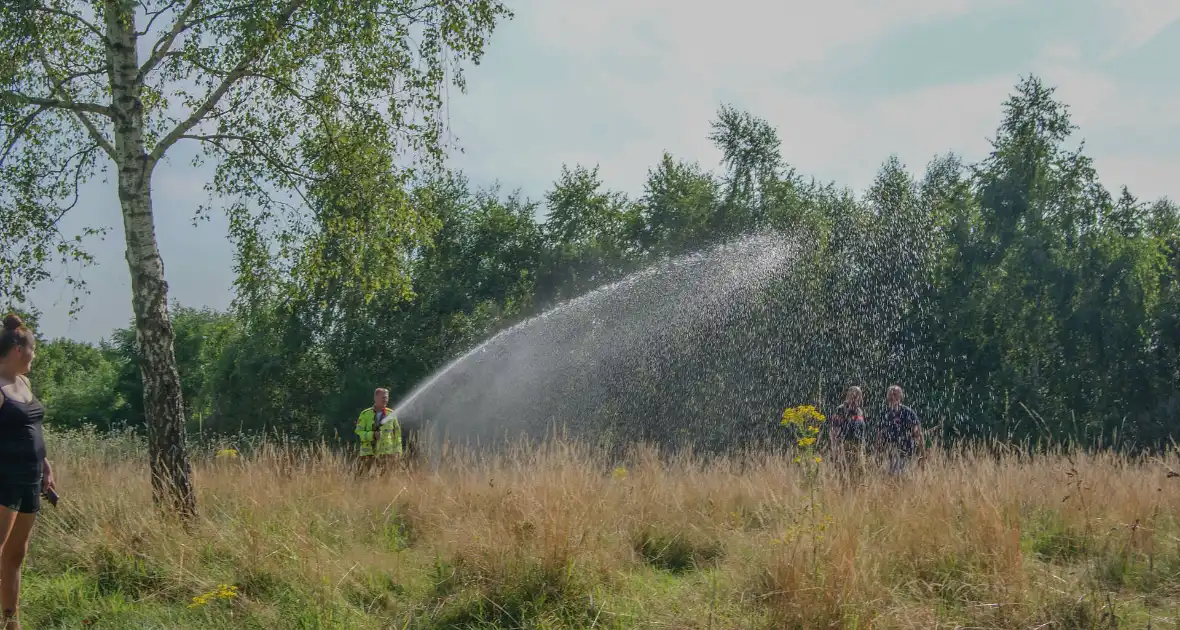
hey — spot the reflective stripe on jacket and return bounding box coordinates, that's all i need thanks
[355,407,401,456]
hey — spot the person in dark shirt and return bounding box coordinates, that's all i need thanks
[875,385,923,475]
[0,313,53,630]
[827,385,867,481]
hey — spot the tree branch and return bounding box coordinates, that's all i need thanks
[179,133,323,184]
[58,67,108,83]
[33,83,115,162]
[170,53,337,128]
[0,86,116,159]
[182,133,315,210]
[141,0,254,38]
[139,0,201,80]
[45,142,103,217]
[29,5,107,43]
[150,0,309,162]
[0,91,112,117]
[0,104,49,167]
[24,22,116,160]
[138,0,186,35]
[73,111,116,161]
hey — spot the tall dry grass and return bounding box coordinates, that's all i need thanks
[18,427,1180,629]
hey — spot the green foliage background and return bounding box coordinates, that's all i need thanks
[24,76,1180,450]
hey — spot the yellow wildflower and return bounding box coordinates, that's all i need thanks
[797,436,817,447]
[189,584,238,608]
[781,405,826,426]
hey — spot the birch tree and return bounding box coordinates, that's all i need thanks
[0,0,509,517]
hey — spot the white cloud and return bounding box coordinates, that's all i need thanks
[522,0,1003,77]
[1097,0,1180,53]
[452,0,1179,203]
[455,0,1014,195]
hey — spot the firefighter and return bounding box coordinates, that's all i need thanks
[355,388,401,474]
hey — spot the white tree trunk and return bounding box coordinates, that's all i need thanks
[106,0,196,518]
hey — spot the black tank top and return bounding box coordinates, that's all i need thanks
[0,386,47,485]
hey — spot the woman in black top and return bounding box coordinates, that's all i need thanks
[0,313,52,630]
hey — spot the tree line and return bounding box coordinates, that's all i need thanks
[21,75,1180,454]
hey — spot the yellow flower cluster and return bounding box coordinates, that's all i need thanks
[781,404,825,427]
[189,584,239,608]
[215,448,239,459]
[782,405,826,451]
[612,466,628,479]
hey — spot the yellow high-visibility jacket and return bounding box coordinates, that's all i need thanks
[355,406,401,456]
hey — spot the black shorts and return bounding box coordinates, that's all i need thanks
[0,482,41,514]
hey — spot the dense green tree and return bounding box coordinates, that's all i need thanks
[108,306,236,432]
[30,338,124,429]
[709,105,783,232]
[1,0,512,515]
[537,165,640,303]
[637,153,719,255]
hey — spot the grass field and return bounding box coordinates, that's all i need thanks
[13,426,1180,629]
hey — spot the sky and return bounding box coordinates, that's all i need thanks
[26,0,1180,343]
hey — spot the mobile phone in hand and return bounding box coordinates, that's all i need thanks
[42,487,59,508]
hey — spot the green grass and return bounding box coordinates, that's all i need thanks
[10,427,1180,628]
